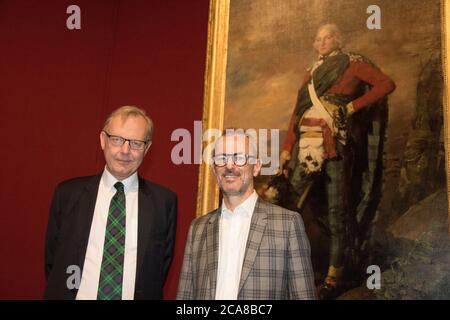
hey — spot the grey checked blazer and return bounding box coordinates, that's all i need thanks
[177,197,317,300]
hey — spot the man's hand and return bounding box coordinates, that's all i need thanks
[346,101,355,115]
[276,150,291,177]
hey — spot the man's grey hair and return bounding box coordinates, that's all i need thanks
[316,23,344,48]
[103,105,154,141]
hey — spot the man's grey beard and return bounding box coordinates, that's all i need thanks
[219,170,250,197]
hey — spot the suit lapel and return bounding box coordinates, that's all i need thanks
[206,209,220,299]
[135,177,154,279]
[76,175,102,272]
[238,198,268,293]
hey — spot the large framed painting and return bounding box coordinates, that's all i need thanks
[197,0,450,299]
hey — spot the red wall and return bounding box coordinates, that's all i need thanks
[0,0,209,299]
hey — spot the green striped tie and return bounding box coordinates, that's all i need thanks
[97,181,126,300]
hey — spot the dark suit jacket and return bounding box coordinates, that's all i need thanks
[44,174,177,300]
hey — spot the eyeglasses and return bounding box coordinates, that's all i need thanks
[212,153,256,167]
[102,131,149,150]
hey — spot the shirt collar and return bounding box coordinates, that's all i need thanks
[221,190,258,219]
[102,167,139,193]
[318,49,341,61]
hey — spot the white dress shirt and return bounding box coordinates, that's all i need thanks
[76,168,139,300]
[215,191,258,300]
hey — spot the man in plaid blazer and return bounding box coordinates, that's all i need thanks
[177,130,316,300]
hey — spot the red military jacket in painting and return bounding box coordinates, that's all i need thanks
[282,52,396,154]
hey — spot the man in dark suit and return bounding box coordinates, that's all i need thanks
[44,106,177,300]
[177,130,316,300]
